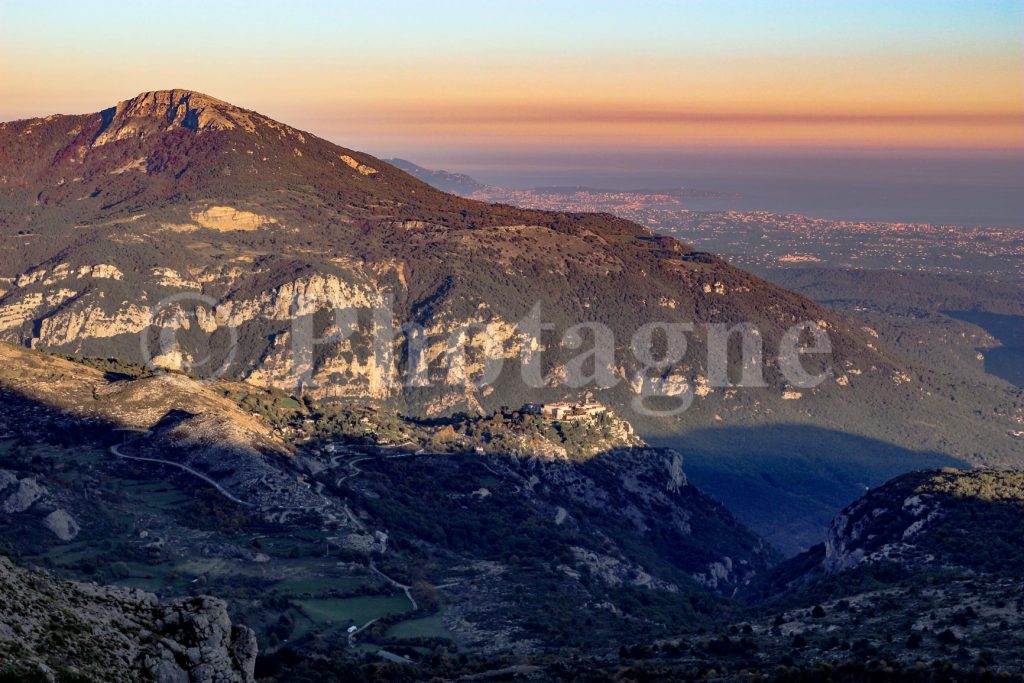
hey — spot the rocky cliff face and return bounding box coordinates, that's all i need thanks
[93,89,269,143]
[528,446,776,591]
[736,468,1024,677]
[0,467,81,542]
[823,468,1024,574]
[0,555,256,682]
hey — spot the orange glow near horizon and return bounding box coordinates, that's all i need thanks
[1,1,1022,155]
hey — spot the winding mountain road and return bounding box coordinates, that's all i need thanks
[370,560,418,611]
[110,429,254,507]
[334,455,373,488]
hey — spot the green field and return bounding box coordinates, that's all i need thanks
[42,540,96,565]
[385,615,453,640]
[116,480,193,509]
[296,595,412,625]
[274,575,365,595]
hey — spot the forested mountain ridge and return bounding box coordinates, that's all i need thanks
[1,90,1020,475]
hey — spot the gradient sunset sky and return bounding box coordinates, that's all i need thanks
[2,0,1022,160]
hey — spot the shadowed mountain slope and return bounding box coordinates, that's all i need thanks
[0,345,778,664]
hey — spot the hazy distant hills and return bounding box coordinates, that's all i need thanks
[385,157,486,194]
[385,159,738,201]
[1,91,1022,551]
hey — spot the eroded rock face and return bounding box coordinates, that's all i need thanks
[191,206,276,232]
[139,596,258,683]
[0,262,406,402]
[0,555,256,682]
[822,469,1024,575]
[1,476,45,514]
[93,89,265,146]
[822,486,944,573]
[527,447,775,591]
[42,508,80,541]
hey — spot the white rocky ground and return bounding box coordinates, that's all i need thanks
[0,555,256,682]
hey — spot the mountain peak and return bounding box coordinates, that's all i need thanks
[121,88,229,109]
[95,89,260,145]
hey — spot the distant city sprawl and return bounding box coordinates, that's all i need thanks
[464,186,1024,280]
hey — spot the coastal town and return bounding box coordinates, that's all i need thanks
[462,185,1024,280]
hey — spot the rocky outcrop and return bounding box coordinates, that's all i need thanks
[527,446,776,591]
[191,206,277,232]
[138,596,257,683]
[1,475,45,513]
[823,476,947,573]
[42,508,80,541]
[0,471,80,541]
[339,154,378,176]
[823,468,1024,575]
[0,555,256,682]
[566,546,679,593]
[93,89,266,146]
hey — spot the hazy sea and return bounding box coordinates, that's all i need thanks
[455,151,1024,227]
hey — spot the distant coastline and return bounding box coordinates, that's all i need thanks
[420,151,1024,227]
